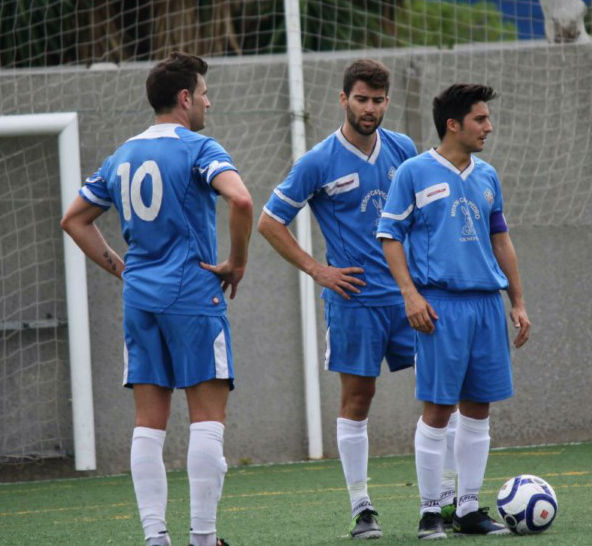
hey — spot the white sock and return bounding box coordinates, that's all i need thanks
[441,410,459,507]
[190,532,216,546]
[188,421,227,546]
[337,417,373,517]
[130,427,169,541]
[455,414,490,518]
[415,417,447,515]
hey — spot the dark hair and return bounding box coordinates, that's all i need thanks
[432,83,497,140]
[343,58,390,97]
[146,51,208,114]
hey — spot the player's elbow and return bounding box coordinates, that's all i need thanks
[232,192,253,214]
[60,213,74,234]
[257,211,275,239]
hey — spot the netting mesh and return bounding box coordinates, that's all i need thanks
[0,0,591,462]
[0,137,71,461]
[0,1,286,66]
[5,1,586,67]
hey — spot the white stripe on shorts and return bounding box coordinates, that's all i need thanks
[214,329,230,379]
[122,341,129,386]
[324,327,331,371]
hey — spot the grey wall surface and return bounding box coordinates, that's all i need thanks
[1,41,591,477]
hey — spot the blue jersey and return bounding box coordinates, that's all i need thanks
[377,148,509,292]
[79,123,238,315]
[263,128,417,306]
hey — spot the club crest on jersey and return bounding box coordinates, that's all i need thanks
[387,166,396,180]
[451,197,480,242]
[483,188,494,204]
[361,189,388,234]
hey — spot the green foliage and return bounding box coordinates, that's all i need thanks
[299,0,399,51]
[0,0,518,67]
[0,0,81,67]
[268,0,516,53]
[396,0,517,48]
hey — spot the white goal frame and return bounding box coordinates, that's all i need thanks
[0,113,96,471]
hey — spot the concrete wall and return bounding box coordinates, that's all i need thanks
[1,41,591,476]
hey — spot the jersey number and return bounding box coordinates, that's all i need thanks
[117,161,163,221]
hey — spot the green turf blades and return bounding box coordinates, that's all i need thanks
[0,443,589,546]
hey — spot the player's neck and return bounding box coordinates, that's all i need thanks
[435,143,471,172]
[340,123,377,157]
[155,112,189,129]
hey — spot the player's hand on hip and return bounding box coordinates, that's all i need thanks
[200,260,246,300]
[404,292,438,333]
[510,306,530,348]
[311,264,365,300]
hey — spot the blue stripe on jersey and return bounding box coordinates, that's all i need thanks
[79,123,238,314]
[377,148,508,292]
[263,127,417,306]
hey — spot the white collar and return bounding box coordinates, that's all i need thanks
[335,128,381,165]
[428,148,475,181]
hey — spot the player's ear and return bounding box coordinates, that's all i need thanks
[339,90,348,109]
[177,89,191,110]
[446,117,460,135]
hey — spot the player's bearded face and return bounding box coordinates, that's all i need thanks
[346,103,384,136]
[342,81,388,137]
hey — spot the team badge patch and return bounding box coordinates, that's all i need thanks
[388,166,396,180]
[484,188,494,204]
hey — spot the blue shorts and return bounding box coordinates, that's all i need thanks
[122,305,234,390]
[324,302,415,377]
[415,289,512,404]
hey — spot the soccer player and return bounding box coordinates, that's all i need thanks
[378,83,531,539]
[61,52,253,546]
[258,59,417,539]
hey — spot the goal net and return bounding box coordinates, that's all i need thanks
[0,0,590,465]
[0,137,71,462]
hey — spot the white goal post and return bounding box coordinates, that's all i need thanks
[0,113,96,471]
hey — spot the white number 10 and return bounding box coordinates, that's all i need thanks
[117,160,163,221]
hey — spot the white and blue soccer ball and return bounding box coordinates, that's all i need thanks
[497,474,558,534]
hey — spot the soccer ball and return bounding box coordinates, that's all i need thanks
[497,474,558,534]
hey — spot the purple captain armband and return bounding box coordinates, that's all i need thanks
[490,210,508,234]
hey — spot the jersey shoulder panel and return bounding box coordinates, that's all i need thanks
[379,128,418,158]
[473,155,498,176]
[175,128,238,184]
[288,133,335,183]
[397,149,432,173]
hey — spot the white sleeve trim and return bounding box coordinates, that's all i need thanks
[204,160,236,184]
[80,186,111,208]
[273,188,310,208]
[376,232,394,240]
[381,203,414,221]
[262,206,287,224]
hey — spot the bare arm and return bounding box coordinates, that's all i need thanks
[60,195,124,279]
[491,231,530,347]
[257,211,365,300]
[201,170,253,299]
[381,238,438,333]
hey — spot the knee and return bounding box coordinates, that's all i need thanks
[421,403,455,428]
[341,386,375,419]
